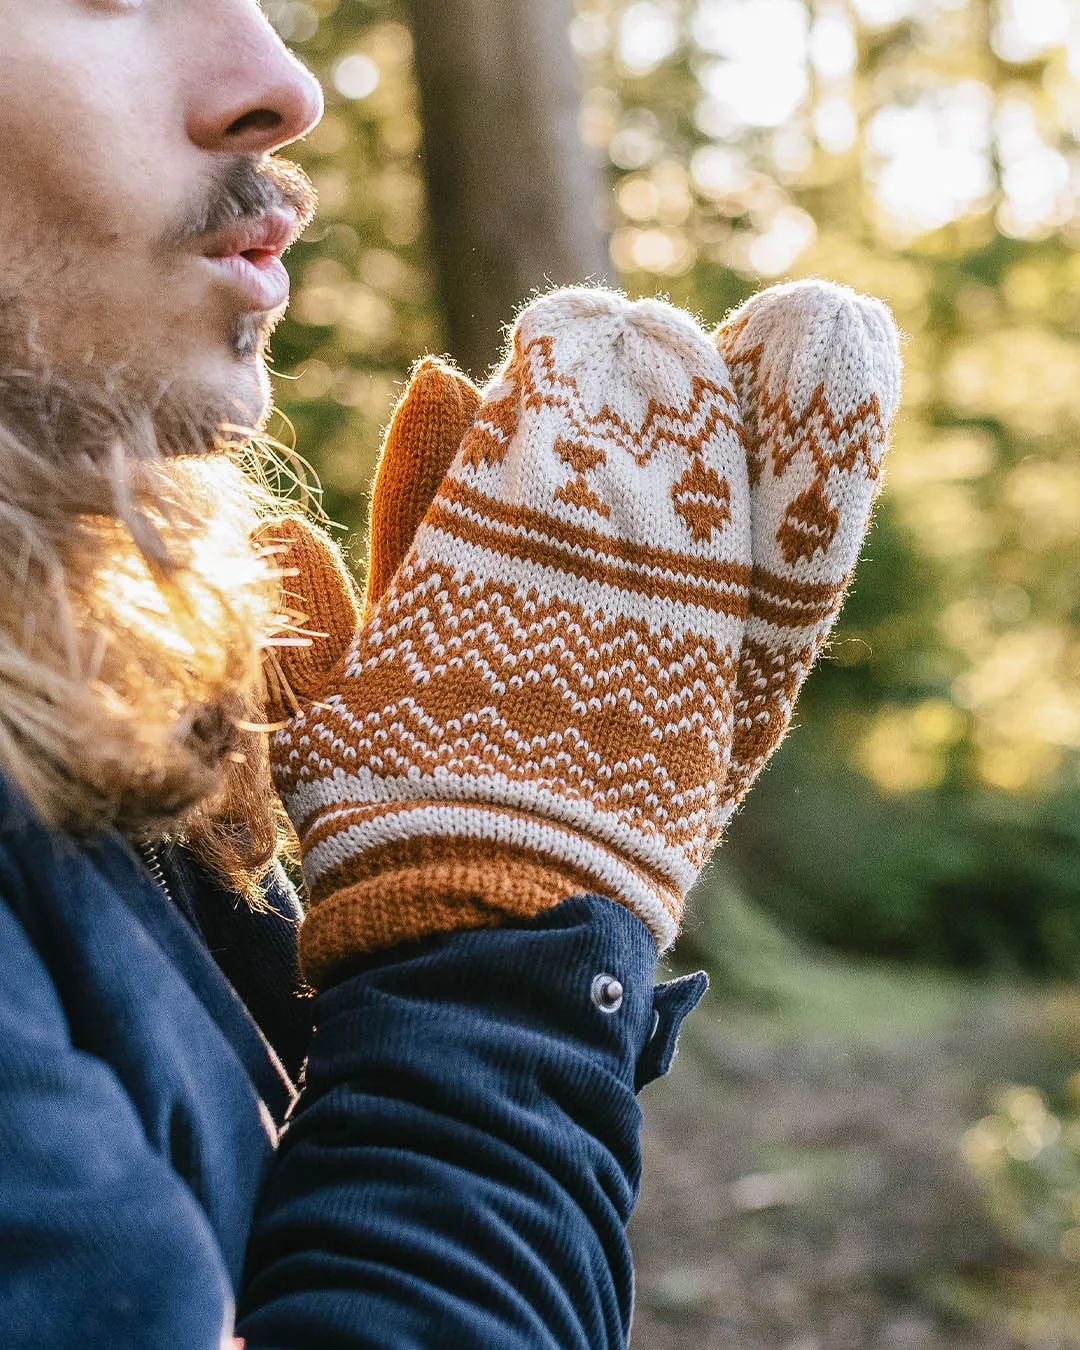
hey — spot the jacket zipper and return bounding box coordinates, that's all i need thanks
[138,840,173,907]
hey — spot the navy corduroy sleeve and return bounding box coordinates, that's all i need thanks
[0,871,703,1350]
[0,897,238,1350]
[238,896,706,1350]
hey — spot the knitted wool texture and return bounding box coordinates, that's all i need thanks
[269,283,900,987]
[713,280,902,826]
[363,357,481,618]
[264,358,478,720]
[265,517,360,719]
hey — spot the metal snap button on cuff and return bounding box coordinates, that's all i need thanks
[591,973,624,1014]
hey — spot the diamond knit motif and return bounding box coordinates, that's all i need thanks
[672,459,733,543]
[272,288,754,981]
[777,480,841,564]
[714,279,902,826]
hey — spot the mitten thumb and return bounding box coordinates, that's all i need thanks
[364,356,481,617]
[258,515,361,725]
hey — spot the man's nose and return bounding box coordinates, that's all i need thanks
[186,3,324,155]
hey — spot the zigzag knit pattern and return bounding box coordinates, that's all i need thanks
[713,280,901,826]
[269,283,901,985]
[273,289,753,979]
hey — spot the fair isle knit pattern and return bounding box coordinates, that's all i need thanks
[272,288,754,981]
[268,283,901,986]
[713,280,902,827]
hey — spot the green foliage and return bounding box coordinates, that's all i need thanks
[725,729,1080,976]
[962,1082,1080,1266]
[266,0,438,542]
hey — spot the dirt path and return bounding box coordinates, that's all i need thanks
[629,955,1080,1349]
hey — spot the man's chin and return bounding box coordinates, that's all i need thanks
[230,308,280,365]
[0,286,277,459]
[171,341,274,453]
[223,349,273,436]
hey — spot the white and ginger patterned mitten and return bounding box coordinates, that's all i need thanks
[267,285,900,988]
[713,279,902,827]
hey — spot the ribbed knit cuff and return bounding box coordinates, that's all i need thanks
[296,831,679,990]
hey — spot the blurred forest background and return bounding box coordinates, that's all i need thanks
[265,1,1080,1342]
[268,0,1080,978]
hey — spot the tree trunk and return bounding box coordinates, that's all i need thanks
[404,0,610,379]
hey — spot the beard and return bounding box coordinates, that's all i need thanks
[0,153,316,458]
[0,155,318,889]
[231,310,276,365]
[0,350,296,893]
[0,363,307,891]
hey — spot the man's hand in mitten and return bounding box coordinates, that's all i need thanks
[266,285,900,990]
[714,279,901,828]
[363,356,481,617]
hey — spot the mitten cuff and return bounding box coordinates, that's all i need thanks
[296,818,680,988]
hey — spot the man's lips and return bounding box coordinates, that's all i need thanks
[198,209,297,313]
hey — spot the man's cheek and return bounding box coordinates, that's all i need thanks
[0,63,165,245]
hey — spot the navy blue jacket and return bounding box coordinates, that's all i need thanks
[0,781,705,1348]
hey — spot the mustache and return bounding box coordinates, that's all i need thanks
[172,155,318,246]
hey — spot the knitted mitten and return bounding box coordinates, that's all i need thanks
[267,285,900,988]
[713,280,901,828]
[272,288,755,986]
[262,357,479,721]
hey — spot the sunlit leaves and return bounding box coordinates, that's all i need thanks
[333,53,381,99]
[694,0,810,129]
[575,0,1080,277]
[866,83,995,238]
[269,6,437,530]
[961,1081,1080,1266]
[559,0,1080,805]
[991,0,1073,66]
[617,0,681,74]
